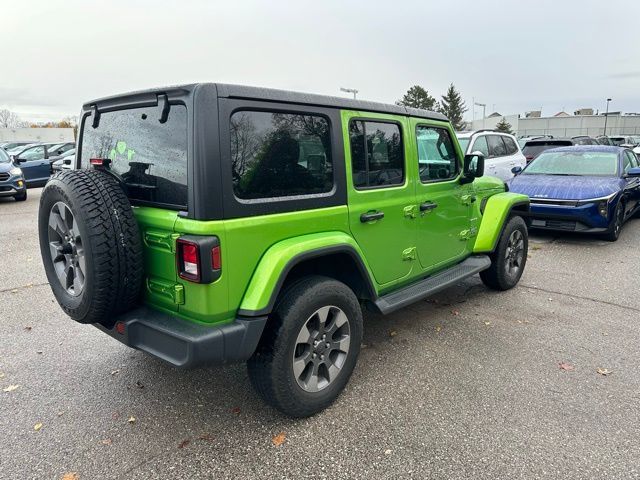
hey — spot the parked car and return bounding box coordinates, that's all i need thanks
[521,138,575,163]
[596,135,614,146]
[1,141,31,151]
[571,135,599,145]
[517,135,553,148]
[37,83,530,417]
[456,130,526,180]
[608,135,640,147]
[0,147,27,201]
[10,142,74,186]
[51,149,75,172]
[508,146,640,241]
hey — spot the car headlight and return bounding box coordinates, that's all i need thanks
[9,167,22,176]
[598,201,608,217]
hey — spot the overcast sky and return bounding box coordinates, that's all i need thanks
[2,0,640,122]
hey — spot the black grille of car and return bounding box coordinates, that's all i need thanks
[546,220,577,231]
[0,172,9,181]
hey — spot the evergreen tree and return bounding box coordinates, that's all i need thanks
[438,83,468,131]
[495,117,514,135]
[396,85,438,111]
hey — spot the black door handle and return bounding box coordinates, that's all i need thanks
[419,201,438,212]
[360,211,385,223]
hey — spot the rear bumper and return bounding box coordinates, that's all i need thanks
[95,306,267,368]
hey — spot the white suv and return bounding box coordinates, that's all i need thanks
[456,130,527,181]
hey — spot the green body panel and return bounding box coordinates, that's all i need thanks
[238,231,373,312]
[134,110,526,326]
[472,192,530,253]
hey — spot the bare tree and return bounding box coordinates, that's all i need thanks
[0,109,24,128]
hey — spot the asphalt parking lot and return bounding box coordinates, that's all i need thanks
[1,188,639,480]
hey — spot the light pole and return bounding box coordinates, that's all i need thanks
[475,102,486,129]
[340,87,358,100]
[603,98,612,136]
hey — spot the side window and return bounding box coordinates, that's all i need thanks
[230,110,333,199]
[487,135,507,158]
[22,146,45,160]
[624,151,637,171]
[416,126,459,182]
[471,136,489,157]
[503,136,519,155]
[350,120,404,189]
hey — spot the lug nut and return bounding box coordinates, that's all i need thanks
[320,355,324,360]
[312,353,316,359]
[325,343,330,348]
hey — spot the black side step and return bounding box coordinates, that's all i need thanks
[374,255,491,315]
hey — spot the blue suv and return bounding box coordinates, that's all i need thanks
[0,148,27,201]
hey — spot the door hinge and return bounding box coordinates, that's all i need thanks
[147,277,185,305]
[461,194,477,206]
[144,231,180,253]
[403,205,418,219]
[402,246,417,261]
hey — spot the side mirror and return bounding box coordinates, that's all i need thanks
[460,152,484,184]
[511,166,523,175]
[626,167,640,177]
[13,156,22,164]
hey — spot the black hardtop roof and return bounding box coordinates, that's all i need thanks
[83,83,449,122]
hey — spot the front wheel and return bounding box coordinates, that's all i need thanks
[603,201,624,242]
[247,276,363,417]
[14,191,27,201]
[480,215,528,291]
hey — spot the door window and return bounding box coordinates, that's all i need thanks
[20,145,45,160]
[624,151,637,171]
[416,126,459,182]
[502,136,519,155]
[487,135,507,158]
[470,136,489,156]
[350,120,404,189]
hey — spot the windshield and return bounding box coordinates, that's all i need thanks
[609,137,625,146]
[456,137,470,152]
[0,148,9,162]
[524,151,618,176]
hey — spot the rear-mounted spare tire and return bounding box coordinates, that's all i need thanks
[38,170,144,326]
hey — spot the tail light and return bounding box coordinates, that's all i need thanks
[177,236,221,283]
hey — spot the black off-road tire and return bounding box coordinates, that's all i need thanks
[38,169,143,325]
[14,191,27,201]
[480,215,528,291]
[247,276,363,418]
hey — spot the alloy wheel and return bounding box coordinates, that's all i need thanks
[505,229,525,276]
[47,201,85,296]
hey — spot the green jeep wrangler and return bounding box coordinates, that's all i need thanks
[38,84,529,417]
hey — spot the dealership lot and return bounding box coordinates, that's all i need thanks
[1,189,639,479]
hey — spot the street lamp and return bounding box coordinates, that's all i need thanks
[475,102,487,129]
[340,87,359,100]
[603,98,612,136]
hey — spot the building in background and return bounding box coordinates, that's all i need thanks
[0,128,74,142]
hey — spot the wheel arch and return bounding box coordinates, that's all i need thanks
[473,193,530,253]
[237,236,377,317]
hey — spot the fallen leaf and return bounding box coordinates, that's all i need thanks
[178,439,191,449]
[135,381,144,389]
[435,326,441,333]
[101,438,112,446]
[532,245,541,251]
[127,416,136,424]
[198,433,214,442]
[10,289,17,294]
[3,384,20,392]
[272,432,286,447]
[384,449,392,455]
[231,407,241,415]
[0,372,4,378]
[24,326,32,331]
[36,351,43,354]
[484,321,491,326]
[597,368,612,376]
[61,473,79,480]
[559,362,575,371]
[57,412,64,417]
[110,370,120,376]
[389,330,397,338]
[451,310,460,316]
[34,423,43,431]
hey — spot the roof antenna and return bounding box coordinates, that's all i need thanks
[158,94,170,123]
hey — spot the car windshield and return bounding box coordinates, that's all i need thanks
[456,137,470,152]
[524,151,618,176]
[0,148,9,162]
[609,137,626,146]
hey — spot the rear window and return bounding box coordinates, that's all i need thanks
[522,141,572,158]
[80,104,188,209]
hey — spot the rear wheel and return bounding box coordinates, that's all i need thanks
[14,191,27,201]
[247,276,363,417]
[480,216,528,291]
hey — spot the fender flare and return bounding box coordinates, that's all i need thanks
[237,233,377,317]
[473,193,530,253]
